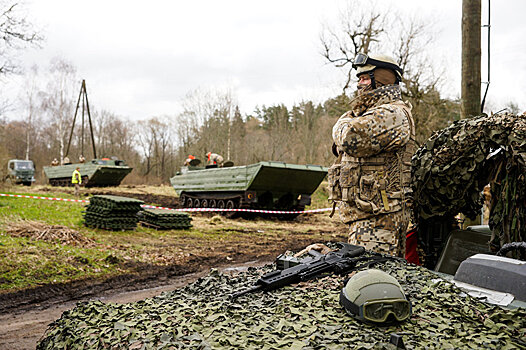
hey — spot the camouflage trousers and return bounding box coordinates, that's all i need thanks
[348,210,409,257]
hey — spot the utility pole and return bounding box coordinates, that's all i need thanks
[461,0,481,118]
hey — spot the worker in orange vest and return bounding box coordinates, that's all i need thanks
[184,155,196,166]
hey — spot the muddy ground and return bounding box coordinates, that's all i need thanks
[0,187,347,350]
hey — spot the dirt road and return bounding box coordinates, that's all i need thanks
[0,213,347,349]
[0,262,264,350]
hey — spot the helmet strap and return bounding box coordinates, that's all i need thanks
[339,289,361,316]
[368,72,377,90]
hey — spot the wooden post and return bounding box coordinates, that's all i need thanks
[461,0,481,118]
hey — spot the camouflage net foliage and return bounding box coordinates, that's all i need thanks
[412,113,526,247]
[37,258,526,350]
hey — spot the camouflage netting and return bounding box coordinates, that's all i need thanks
[37,258,526,349]
[412,113,526,248]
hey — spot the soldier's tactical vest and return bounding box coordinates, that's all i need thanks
[328,100,417,222]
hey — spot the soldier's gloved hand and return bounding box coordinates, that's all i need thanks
[294,243,333,258]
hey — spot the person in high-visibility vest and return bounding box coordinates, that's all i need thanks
[72,167,82,197]
[183,154,196,166]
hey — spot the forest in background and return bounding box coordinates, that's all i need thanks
[0,69,459,184]
[0,0,521,184]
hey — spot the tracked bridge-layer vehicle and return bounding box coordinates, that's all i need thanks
[43,158,132,187]
[170,161,327,212]
[43,80,132,187]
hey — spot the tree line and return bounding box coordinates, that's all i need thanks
[0,0,474,184]
[0,56,460,184]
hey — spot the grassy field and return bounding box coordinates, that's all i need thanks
[0,184,339,293]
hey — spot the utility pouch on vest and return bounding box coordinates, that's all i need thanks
[327,152,343,202]
[355,197,380,214]
[359,173,379,202]
[354,172,381,214]
[340,163,360,202]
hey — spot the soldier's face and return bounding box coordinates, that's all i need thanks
[358,74,371,86]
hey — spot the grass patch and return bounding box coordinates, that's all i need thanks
[307,181,329,209]
[0,184,344,293]
[0,234,122,290]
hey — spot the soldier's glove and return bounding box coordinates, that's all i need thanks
[293,243,333,258]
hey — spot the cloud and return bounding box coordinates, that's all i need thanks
[5,0,526,121]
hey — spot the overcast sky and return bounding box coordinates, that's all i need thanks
[5,0,526,120]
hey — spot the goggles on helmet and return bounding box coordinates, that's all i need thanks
[352,53,369,68]
[361,299,411,322]
[352,52,404,78]
[340,289,411,323]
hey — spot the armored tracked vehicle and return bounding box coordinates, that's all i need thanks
[6,159,35,186]
[170,161,328,212]
[44,80,133,187]
[43,158,132,187]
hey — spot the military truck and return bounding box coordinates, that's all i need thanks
[43,158,132,187]
[170,160,328,213]
[6,159,35,186]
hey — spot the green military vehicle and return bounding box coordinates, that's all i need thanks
[6,159,35,186]
[43,80,133,187]
[36,113,526,349]
[170,160,328,212]
[43,158,132,187]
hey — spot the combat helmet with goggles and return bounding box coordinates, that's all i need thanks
[353,53,404,89]
[339,269,411,323]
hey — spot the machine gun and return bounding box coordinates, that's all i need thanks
[231,242,366,299]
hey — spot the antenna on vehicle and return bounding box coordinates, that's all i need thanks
[65,80,97,159]
[480,0,491,113]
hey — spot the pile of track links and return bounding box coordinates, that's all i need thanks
[83,195,143,231]
[138,208,193,230]
[37,254,525,349]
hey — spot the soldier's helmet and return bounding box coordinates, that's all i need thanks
[353,53,403,83]
[339,269,411,323]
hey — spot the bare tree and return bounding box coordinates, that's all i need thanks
[20,64,39,160]
[320,0,440,95]
[291,101,325,164]
[320,1,387,91]
[93,109,137,160]
[178,87,236,162]
[0,1,42,75]
[135,116,173,179]
[39,58,78,163]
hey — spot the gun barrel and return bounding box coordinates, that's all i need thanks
[229,243,367,300]
[230,284,263,299]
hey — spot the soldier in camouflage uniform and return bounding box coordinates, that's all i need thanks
[207,152,224,167]
[329,53,416,257]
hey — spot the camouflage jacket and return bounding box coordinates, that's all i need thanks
[209,153,224,165]
[329,85,416,223]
